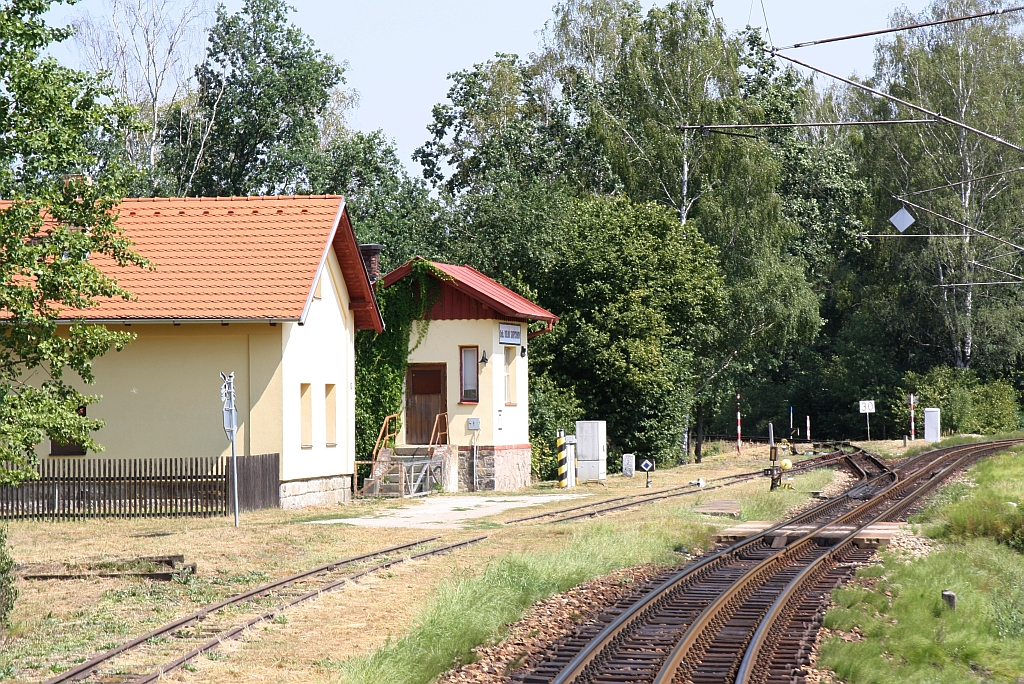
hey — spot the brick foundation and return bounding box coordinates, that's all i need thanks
[457,444,531,491]
[279,475,352,509]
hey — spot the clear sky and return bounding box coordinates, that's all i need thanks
[49,0,932,172]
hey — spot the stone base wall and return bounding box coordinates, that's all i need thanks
[279,475,352,509]
[457,444,531,492]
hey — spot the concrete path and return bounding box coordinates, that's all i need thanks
[308,494,586,529]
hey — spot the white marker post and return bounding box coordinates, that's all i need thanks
[736,393,742,455]
[221,372,240,527]
[909,393,916,441]
[806,415,811,443]
[859,400,876,442]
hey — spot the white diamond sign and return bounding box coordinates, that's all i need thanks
[890,207,916,233]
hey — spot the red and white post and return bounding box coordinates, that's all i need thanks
[909,393,916,441]
[736,393,742,454]
[806,415,811,443]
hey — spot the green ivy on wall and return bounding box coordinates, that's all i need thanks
[354,260,448,463]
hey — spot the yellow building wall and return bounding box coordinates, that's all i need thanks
[399,318,530,447]
[39,323,283,461]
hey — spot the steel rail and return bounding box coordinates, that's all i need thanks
[507,452,846,525]
[131,536,488,683]
[648,462,903,684]
[543,453,849,525]
[548,451,879,683]
[734,440,1016,684]
[46,536,445,684]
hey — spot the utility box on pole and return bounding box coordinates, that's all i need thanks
[924,408,941,443]
[576,420,607,482]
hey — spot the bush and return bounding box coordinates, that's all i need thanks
[528,373,585,481]
[0,527,16,629]
[894,366,1022,435]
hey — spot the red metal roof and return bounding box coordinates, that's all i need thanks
[42,196,382,332]
[382,258,558,325]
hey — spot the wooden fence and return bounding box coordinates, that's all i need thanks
[229,452,280,513]
[0,453,280,521]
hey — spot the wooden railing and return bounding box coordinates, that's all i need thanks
[0,453,280,521]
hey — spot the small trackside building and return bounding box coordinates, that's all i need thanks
[39,195,384,508]
[381,259,558,491]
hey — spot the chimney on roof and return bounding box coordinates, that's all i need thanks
[358,244,383,284]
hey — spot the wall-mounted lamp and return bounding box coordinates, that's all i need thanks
[480,350,489,364]
[520,345,527,358]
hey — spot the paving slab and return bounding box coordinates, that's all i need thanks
[714,520,904,549]
[307,494,586,529]
[692,500,743,517]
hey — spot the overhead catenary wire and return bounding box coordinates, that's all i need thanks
[935,281,1024,287]
[970,260,1024,281]
[767,49,1024,154]
[857,234,970,238]
[678,120,936,130]
[898,165,1024,197]
[897,196,1024,253]
[773,5,1024,51]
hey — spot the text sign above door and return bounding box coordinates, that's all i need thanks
[499,323,523,345]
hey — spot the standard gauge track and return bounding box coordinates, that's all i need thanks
[46,535,486,684]
[518,439,1018,684]
[508,450,852,526]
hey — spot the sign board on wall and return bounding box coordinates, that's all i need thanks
[498,323,523,345]
[859,400,875,414]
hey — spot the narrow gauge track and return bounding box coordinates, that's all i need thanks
[47,535,486,684]
[518,439,1017,684]
[508,449,852,526]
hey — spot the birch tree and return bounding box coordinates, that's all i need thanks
[73,0,209,187]
[855,0,1024,373]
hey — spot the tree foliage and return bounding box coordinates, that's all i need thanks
[0,0,147,485]
[160,0,342,196]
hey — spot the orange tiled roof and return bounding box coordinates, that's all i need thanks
[54,196,382,330]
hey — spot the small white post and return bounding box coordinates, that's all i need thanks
[806,415,811,443]
[910,393,916,441]
[736,393,742,455]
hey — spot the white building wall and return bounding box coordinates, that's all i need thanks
[490,323,530,446]
[280,249,356,482]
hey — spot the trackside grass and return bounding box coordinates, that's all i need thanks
[337,516,715,684]
[819,444,1024,683]
[335,467,841,684]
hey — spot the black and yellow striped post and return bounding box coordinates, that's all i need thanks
[557,429,568,488]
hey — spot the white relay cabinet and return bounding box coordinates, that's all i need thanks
[576,420,607,481]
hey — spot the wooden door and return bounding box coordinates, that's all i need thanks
[406,364,446,444]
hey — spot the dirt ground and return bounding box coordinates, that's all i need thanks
[3,445,848,683]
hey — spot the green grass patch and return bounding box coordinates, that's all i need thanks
[739,468,836,522]
[919,444,1024,548]
[336,514,715,684]
[819,442,1024,683]
[821,539,1024,683]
